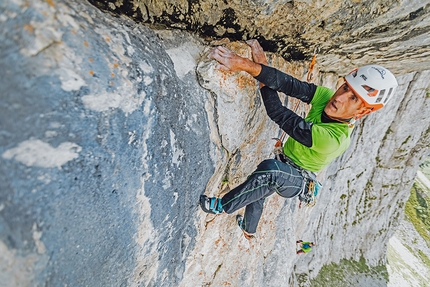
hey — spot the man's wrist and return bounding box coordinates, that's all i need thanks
[241,58,262,77]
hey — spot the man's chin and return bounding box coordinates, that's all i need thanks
[324,108,336,118]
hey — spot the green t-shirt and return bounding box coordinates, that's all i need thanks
[301,242,313,253]
[283,86,353,172]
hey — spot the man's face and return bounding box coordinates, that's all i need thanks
[324,83,368,120]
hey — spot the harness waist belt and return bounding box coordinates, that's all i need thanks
[277,153,317,181]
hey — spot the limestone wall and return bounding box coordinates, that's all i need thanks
[0,0,429,286]
[90,0,430,74]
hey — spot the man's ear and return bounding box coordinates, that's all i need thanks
[354,108,372,120]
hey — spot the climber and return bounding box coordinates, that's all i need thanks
[296,240,315,254]
[199,39,398,240]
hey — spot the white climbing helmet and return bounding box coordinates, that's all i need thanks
[344,64,398,112]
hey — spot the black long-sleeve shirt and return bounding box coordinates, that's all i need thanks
[255,65,337,147]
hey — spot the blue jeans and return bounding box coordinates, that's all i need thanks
[221,159,303,233]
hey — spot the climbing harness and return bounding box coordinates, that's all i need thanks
[276,153,322,208]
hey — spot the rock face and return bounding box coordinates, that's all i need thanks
[90,0,430,74]
[1,1,212,285]
[0,0,429,286]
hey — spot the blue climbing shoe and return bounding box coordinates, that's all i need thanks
[236,214,255,240]
[199,195,223,214]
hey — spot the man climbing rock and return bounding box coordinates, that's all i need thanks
[296,240,315,254]
[200,40,398,240]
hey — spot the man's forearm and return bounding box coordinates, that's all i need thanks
[260,86,313,147]
[256,65,316,104]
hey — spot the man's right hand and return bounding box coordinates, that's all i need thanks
[246,39,268,87]
[208,46,262,77]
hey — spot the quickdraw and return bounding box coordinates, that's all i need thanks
[298,177,322,208]
[306,52,318,82]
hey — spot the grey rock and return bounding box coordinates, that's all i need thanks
[0,0,429,287]
[90,0,430,75]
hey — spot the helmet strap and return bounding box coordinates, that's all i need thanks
[325,115,356,128]
[348,118,356,128]
[354,108,373,120]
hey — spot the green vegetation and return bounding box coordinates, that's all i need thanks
[419,157,430,178]
[298,257,388,287]
[220,145,231,184]
[401,159,430,271]
[382,128,393,141]
[401,135,411,146]
[404,183,430,248]
[387,243,429,286]
[418,250,430,268]
[298,158,430,286]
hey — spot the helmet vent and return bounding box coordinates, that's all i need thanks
[384,88,394,103]
[376,89,385,103]
[363,85,378,97]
